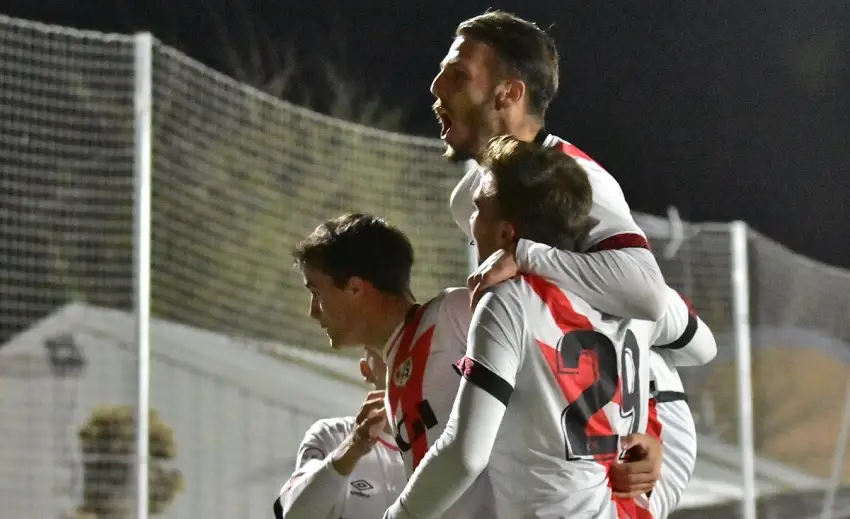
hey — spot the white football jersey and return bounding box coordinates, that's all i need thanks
[381,287,496,519]
[276,417,407,519]
[451,133,648,252]
[457,273,654,518]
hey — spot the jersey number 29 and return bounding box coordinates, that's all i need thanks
[556,329,642,462]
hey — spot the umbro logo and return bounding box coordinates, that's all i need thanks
[350,479,374,498]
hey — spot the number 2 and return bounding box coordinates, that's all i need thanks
[557,329,642,462]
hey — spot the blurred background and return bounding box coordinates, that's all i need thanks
[0,1,848,518]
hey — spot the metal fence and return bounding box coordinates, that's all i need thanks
[1,14,848,519]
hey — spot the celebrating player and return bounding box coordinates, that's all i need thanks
[275,349,406,519]
[291,213,496,519]
[382,136,716,519]
[432,11,715,516]
[433,10,667,320]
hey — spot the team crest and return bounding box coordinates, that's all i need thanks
[393,357,412,387]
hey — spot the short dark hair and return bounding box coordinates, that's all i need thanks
[456,10,559,119]
[293,213,414,296]
[482,136,592,249]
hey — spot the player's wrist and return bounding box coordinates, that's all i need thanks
[330,437,364,475]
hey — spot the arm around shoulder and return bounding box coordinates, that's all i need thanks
[516,241,668,321]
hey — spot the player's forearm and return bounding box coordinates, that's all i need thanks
[655,316,717,367]
[650,457,693,519]
[277,457,349,519]
[383,435,484,519]
[516,242,668,320]
[384,381,503,519]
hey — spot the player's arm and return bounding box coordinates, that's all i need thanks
[651,287,716,366]
[649,408,696,519]
[274,420,351,519]
[515,240,667,321]
[383,290,522,519]
[645,357,698,519]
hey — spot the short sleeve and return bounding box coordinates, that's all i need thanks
[453,285,524,407]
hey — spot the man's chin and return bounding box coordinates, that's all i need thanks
[443,143,475,163]
[329,337,359,350]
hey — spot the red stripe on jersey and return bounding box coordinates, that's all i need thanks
[377,437,401,452]
[387,303,435,469]
[646,397,662,441]
[589,233,651,252]
[525,274,654,519]
[613,497,655,519]
[524,274,619,463]
[558,141,593,162]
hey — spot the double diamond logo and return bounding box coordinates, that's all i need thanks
[350,479,374,492]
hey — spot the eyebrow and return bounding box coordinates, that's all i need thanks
[439,56,464,70]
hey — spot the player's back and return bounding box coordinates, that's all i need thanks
[483,274,651,518]
[383,287,495,519]
[451,134,647,251]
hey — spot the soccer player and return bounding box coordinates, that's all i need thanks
[291,211,662,519]
[291,213,494,519]
[382,136,716,519]
[274,349,407,519]
[433,9,667,321]
[431,11,714,515]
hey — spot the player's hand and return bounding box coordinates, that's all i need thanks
[609,433,663,498]
[331,390,388,475]
[467,248,519,309]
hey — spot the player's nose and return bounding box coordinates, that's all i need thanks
[430,70,444,98]
[308,295,321,320]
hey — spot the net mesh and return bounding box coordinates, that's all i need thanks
[1,13,850,519]
[0,16,138,519]
[149,44,468,350]
[642,218,850,517]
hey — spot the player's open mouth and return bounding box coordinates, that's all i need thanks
[434,105,452,139]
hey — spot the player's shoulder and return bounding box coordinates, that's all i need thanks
[434,286,470,305]
[480,275,531,311]
[513,273,624,331]
[304,415,356,441]
[425,286,470,319]
[547,134,623,184]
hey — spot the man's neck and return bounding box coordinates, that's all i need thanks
[474,118,544,163]
[512,118,545,144]
[362,294,416,354]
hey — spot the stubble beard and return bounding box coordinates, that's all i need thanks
[443,96,501,164]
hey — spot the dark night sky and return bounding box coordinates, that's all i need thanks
[4,0,850,267]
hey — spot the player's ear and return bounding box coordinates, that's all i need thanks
[345,276,365,296]
[499,221,517,248]
[496,79,525,110]
[359,358,373,384]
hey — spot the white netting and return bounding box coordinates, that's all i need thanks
[149,44,468,351]
[640,217,850,517]
[0,15,139,519]
[2,13,850,519]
